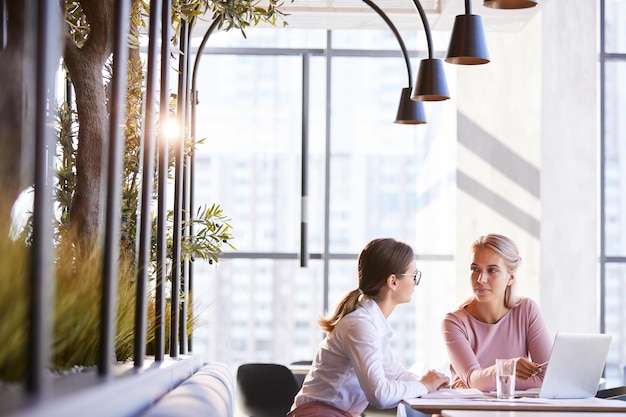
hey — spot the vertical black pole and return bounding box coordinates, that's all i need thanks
[170,18,187,359]
[170,20,189,357]
[134,0,162,368]
[300,53,309,268]
[99,0,130,377]
[188,18,218,352]
[27,0,59,397]
[156,0,171,362]
[181,20,194,355]
[322,31,332,315]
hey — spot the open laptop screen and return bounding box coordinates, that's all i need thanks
[539,332,612,399]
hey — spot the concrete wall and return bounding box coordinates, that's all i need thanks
[454,0,598,335]
[539,0,598,334]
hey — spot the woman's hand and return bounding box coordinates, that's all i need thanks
[420,370,450,392]
[514,357,543,380]
[451,379,468,389]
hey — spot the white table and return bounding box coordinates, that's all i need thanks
[403,396,626,414]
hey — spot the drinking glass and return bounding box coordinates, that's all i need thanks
[496,358,516,399]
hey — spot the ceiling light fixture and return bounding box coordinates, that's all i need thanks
[446,0,490,65]
[483,0,537,9]
[410,0,450,101]
[362,0,427,124]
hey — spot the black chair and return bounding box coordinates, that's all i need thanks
[237,363,301,417]
[290,360,312,388]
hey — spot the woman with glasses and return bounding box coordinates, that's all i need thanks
[442,233,552,392]
[289,238,449,417]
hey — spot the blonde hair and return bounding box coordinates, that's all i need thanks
[471,234,522,308]
[318,238,414,333]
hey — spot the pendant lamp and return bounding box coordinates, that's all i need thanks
[362,0,427,124]
[484,0,537,9]
[396,87,427,124]
[410,0,449,101]
[446,0,490,65]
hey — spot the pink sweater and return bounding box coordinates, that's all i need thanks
[441,298,552,392]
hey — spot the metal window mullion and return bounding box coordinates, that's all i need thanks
[155,0,171,362]
[322,30,332,314]
[599,0,606,334]
[300,52,310,268]
[99,0,131,378]
[134,0,162,368]
[26,0,60,396]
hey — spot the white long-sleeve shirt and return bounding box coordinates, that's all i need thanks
[291,298,427,416]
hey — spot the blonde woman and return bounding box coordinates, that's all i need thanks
[290,238,449,417]
[442,234,552,392]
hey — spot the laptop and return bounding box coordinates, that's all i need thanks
[520,332,612,399]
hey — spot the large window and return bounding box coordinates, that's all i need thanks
[191,27,457,374]
[188,4,626,388]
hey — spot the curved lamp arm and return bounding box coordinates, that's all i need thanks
[362,0,427,123]
[410,0,434,59]
[191,18,220,105]
[361,0,413,88]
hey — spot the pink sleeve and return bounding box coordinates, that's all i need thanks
[516,299,552,390]
[441,312,497,392]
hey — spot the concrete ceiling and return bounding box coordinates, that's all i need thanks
[265,0,546,31]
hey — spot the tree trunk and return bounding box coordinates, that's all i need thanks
[63,0,115,243]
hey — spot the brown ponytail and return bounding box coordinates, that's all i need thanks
[318,289,362,333]
[318,238,414,333]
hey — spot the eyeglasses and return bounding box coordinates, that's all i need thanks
[396,270,422,286]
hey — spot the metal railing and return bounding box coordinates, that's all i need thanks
[0,0,198,414]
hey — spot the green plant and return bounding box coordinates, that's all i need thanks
[0,226,29,381]
[0,0,289,383]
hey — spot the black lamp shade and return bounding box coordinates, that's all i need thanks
[395,87,426,124]
[483,0,537,9]
[411,58,449,101]
[446,14,489,65]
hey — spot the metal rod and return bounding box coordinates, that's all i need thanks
[300,52,309,268]
[99,0,130,377]
[155,0,172,361]
[188,19,218,351]
[361,0,413,87]
[410,0,434,59]
[599,0,606,334]
[134,0,162,368]
[179,19,192,355]
[27,0,59,396]
[170,18,188,359]
[191,19,219,105]
[323,30,332,314]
